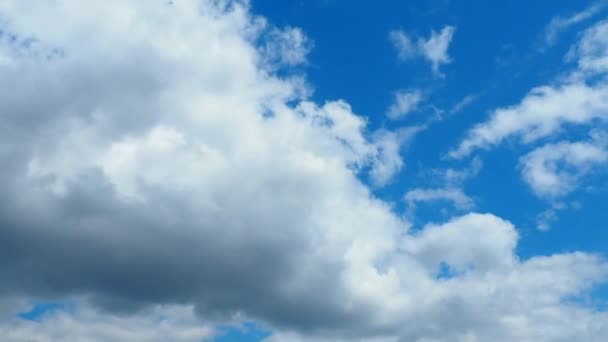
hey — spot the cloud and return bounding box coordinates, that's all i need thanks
[369,126,422,187]
[390,25,456,76]
[543,1,607,48]
[519,139,608,199]
[1,1,608,341]
[568,19,608,76]
[451,21,608,159]
[420,26,456,76]
[405,188,475,211]
[261,26,312,67]
[1,304,214,342]
[439,156,483,186]
[386,89,423,119]
[0,0,408,333]
[268,214,608,341]
[405,158,482,217]
[449,94,479,114]
[389,30,417,60]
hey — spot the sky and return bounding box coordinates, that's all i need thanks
[1,0,608,341]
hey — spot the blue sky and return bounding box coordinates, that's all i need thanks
[2,1,608,341]
[251,0,608,256]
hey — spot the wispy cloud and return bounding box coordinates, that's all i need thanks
[405,187,475,211]
[390,25,456,76]
[449,94,479,114]
[451,20,608,159]
[386,89,423,119]
[542,1,607,49]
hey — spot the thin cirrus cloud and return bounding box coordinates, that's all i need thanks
[542,1,607,49]
[2,1,608,342]
[389,25,456,76]
[449,93,479,115]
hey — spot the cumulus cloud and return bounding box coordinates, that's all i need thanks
[519,139,608,199]
[386,89,423,119]
[1,1,608,341]
[390,26,456,76]
[451,20,608,159]
[269,214,608,341]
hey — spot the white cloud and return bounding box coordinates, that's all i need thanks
[1,304,214,342]
[389,30,416,60]
[369,134,405,186]
[405,158,482,217]
[543,1,606,48]
[439,156,483,186]
[404,214,518,272]
[451,82,608,159]
[386,90,423,119]
[390,26,456,76]
[535,201,583,231]
[420,26,456,76]
[449,94,479,115]
[0,1,608,341]
[519,140,608,199]
[268,214,608,341]
[405,187,475,211]
[261,26,312,67]
[451,21,608,159]
[568,19,608,76]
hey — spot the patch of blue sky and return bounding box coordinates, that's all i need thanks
[18,302,72,321]
[213,322,271,342]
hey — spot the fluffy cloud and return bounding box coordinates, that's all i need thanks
[1,1,608,341]
[450,82,608,159]
[519,139,608,199]
[0,0,407,333]
[389,26,456,76]
[268,214,608,341]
